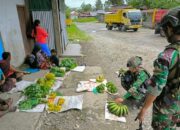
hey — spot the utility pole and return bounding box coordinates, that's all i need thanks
[51,0,62,56]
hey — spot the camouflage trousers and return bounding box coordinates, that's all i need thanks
[152,105,180,130]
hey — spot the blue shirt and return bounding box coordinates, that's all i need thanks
[0,68,3,80]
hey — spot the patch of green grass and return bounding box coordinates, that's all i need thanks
[66,23,92,42]
[73,17,97,23]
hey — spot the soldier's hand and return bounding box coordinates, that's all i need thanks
[135,109,146,122]
[119,68,125,74]
[115,97,124,103]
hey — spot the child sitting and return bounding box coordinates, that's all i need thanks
[50,49,59,66]
[0,68,16,92]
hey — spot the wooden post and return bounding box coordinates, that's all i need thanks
[51,0,62,56]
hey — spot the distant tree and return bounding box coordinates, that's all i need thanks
[65,5,71,19]
[128,0,180,9]
[107,0,123,6]
[104,1,112,11]
[95,0,103,10]
[80,2,92,12]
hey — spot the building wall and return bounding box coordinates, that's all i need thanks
[0,0,26,67]
[59,0,68,52]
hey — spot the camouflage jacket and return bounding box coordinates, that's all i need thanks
[123,69,150,100]
[147,42,180,114]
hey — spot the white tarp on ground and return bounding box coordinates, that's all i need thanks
[15,80,62,112]
[46,95,83,113]
[71,66,86,72]
[105,102,126,123]
[76,79,107,92]
[56,71,71,81]
[9,79,62,93]
[9,80,34,93]
[51,80,63,91]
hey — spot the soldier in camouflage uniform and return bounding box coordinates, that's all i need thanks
[136,7,180,130]
[115,56,150,108]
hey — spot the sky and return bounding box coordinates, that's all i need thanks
[65,0,107,8]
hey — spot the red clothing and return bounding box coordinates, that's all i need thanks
[0,59,14,78]
[32,26,48,43]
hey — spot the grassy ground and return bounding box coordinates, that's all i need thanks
[66,23,91,42]
[73,17,97,23]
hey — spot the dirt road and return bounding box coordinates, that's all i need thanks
[38,23,169,130]
[79,22,168,92]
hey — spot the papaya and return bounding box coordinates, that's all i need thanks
[57,98,65,105]
[45,73,55,80]
[54,105,62,112]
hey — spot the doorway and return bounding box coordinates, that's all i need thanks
[17,5,33,54]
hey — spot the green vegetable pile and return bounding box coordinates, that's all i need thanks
[18,73,57,110]
[50,67,65,77]
[24,84,50,99]
[59,58,77,71]
[106,82,118,94]
[96,84,106,93]
[18,98,40,110]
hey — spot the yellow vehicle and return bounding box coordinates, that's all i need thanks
[104,9,142,31]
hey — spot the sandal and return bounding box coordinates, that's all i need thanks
[5,98,13,107]
[8,106,17,112]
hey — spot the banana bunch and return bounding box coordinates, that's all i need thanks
[106,82,118,94]
[107,101,128,117]
[118,68,126,77]
[96,84,106,93]
[96,75,105,83]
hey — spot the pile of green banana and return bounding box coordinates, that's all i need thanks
[107,101,128,117]
[106,82,118,93]
[96,84,106,93]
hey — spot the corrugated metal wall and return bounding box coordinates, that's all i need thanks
[59,0,68,53]
[31,0,68,53]
[32,11,55,49]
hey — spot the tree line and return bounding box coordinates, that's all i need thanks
[65,0,179,18]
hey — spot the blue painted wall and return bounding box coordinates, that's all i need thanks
[0,36,4,60]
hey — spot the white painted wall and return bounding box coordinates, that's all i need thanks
[0,0,26,67]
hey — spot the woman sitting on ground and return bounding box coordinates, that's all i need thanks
[0,68,16,92]
[0,98,16,117]
[25,45,51,69]
[0,52,27,81]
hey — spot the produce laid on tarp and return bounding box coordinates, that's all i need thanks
[96,75,105,83]
[96,84,106,93]
[50,67,65,77]
[47,93,65,112]
[107,101,128,117]
[95,77,118,94]
[46,95,83,113]
[18,98,47,110]
[59,58,77,71]
[18,73,57,110]
[106,82,118,94]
